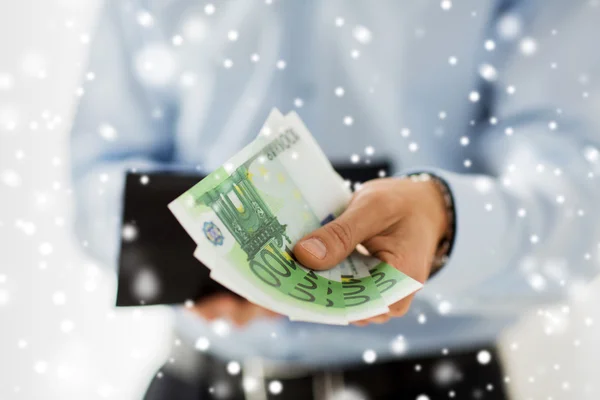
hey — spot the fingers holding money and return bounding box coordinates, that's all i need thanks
[171,110,430,326]
[294,178,448,326]
[293,183,397,271]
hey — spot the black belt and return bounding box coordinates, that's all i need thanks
[145,343,508,400]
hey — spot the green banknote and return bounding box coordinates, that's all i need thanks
[172,111,349,323]
[170,109,422,324]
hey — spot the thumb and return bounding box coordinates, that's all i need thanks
[293,205,381,270]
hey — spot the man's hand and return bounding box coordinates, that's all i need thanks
[293,177,449,326]
[188,293,281,327]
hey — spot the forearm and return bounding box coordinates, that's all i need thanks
[416,130,600,316]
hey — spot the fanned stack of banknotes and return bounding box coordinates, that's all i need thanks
[169,109,422,325]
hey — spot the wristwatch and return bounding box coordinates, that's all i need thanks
[406,173,456,277]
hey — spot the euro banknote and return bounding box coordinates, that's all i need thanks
[169,109,422,324]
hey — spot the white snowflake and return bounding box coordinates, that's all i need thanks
[528,273,546,291]
[496,13,522,40]
[60,319,75,333]
[39,242,53,256]
[137,10,154,27]
[135,44,177,86]
[227,361,241,375]
[1,169,21,187]
[227,30,239,41]
[180,72,197,87]
[477,350,492,364]
[195,337,210,351]
[268,380,283,395]
[390,336,407,354]
[211,319,231,336]
[479,64,498,81]
[122,224,138,241]
[243,377,259,393]
[362,349,377,364]
[519,37,537,55]
[132,268,159,301]
[583,146,598,163]
[182,16,209,42]
[352,25,372,44]
[204,4,215,15]
[34,361,48,374]
[474,177,493,193]
[52,291,66,305]
[172,35,183,46]
[530,234,539,244]
[438,300,452,315]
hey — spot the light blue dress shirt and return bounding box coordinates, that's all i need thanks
[71,0,600,366]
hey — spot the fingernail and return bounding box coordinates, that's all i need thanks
[301,238,327,259]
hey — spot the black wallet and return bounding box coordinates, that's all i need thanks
[116,161,391,307]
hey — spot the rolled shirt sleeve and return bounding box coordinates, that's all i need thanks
[70,0,179,269]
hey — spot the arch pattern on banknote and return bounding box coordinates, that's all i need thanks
[200,165,291,261]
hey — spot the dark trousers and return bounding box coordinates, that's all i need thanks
[143,346,508,400]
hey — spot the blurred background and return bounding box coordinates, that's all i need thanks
[0,0,599,399]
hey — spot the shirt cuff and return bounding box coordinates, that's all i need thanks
[398,168,511,300]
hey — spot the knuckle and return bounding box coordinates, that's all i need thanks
[372,315,391,324]
[218,296,238,312]
[378,249,407,270]
[389,300,411,317]
[326,220,354,252]
[370,188,389,204]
